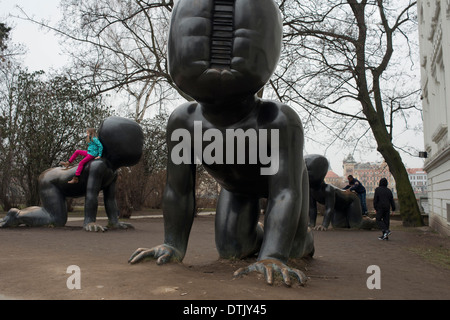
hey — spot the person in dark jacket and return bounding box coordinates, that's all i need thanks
[344,175,368,215]
[373,178,396,240]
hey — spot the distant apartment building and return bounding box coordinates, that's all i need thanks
[339,155,428,198]
[342,154,396,196]
[407,168,428,194]
[324,170,345,188]
[418,0,450,236]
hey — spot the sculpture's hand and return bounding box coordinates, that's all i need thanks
[314,225,328,231]
[233,259,308,287]
[84,222,107,232]
[128,244,182,265]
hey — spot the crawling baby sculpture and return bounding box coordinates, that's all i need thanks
[0,117,143,231]
[129,0,314,286]
[306,154,366,230]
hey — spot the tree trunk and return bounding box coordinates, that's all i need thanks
[377,142,424,227]
[368,112,424,227]
[350,1,423,227]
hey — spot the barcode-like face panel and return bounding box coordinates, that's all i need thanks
[168,0,282,103]
[210,0,235,69]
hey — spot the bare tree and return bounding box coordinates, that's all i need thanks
[115,111,169,214]
[0,22,11,53]
[15,0,186,121]
[13,1,423,225]
[0,62,22,210]
[0,68,111,207]
[13,1,182,215]
[274,0,423,226]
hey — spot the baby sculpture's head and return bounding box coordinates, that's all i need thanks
[168,0,283,104]
[305,154,329,187]
[98,117,144,170]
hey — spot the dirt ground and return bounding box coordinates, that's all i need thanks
[0,213,449,301]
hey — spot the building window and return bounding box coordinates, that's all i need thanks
[447,203,450,224]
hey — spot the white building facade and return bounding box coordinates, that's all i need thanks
[418,0,450,236]
[407,168,428,195]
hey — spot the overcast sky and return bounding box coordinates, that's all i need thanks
[1,0,66,71]
[1,0,425,173]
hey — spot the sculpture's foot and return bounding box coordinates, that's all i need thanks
[360,216,377,230]
[0,208,20,228]
[107,221,135,230]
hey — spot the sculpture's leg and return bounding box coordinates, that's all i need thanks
[39,184,68,227]
[346,193,362,228]
[290,167,314,258]
[348,203,363,228]
[331,208,350,228]
[0,207,54,227]
[0,170,69,228]
[215,188,263,259]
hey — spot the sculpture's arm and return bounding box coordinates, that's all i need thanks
[103,174,134,230]
[83,161,106,231]
[129,110,196,264]
[321,184,336,229]
[257,115,305,262]
[260,187,301,262]
[129,158,196,264]
[308,192,318,227]
[161,158,197,259]
[235,120,309,286]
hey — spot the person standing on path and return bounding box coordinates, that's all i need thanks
[373,178,396,240]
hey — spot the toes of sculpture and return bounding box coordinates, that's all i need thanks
[128,244,182,265]
[233,258,308,287]
[84,222,107,232]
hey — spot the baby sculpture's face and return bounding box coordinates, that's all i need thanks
[168,0,283,104]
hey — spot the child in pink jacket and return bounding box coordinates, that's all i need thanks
[60,128,103,184]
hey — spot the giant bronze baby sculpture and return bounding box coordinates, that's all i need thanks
[305,154,363,231]
[129,0,314,286]
[0,117,143,232]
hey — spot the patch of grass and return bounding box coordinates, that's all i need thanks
[409,246,450,270]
